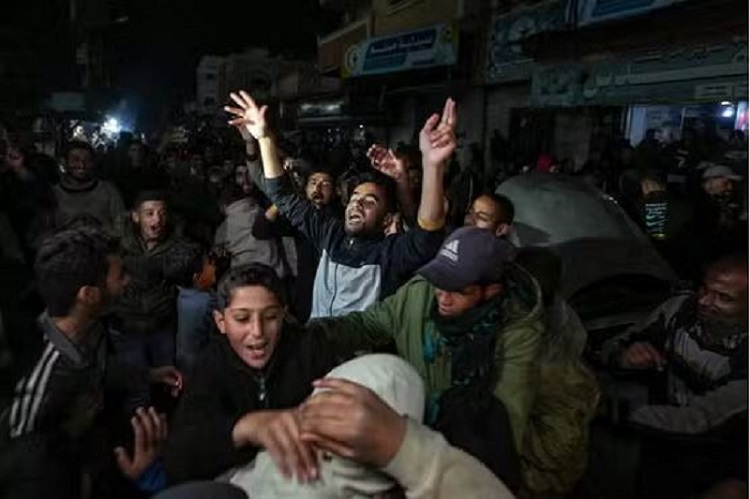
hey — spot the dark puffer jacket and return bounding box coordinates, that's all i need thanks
[112,215,189,335]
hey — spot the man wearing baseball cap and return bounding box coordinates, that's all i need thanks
[309,226,543,491]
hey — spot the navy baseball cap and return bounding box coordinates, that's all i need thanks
[418,227,517,291]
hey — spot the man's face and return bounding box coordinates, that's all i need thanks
[66,148,94,182]
[703,177,735,197]
[213,285,284,370]
[344,182,390,236]
[127,144,144,168]
[132,201,168,243]
[464,195,510,237]
[697,266,748,338]
[434,285,485,317]
[234,165,253,194]
[306,172,334,209]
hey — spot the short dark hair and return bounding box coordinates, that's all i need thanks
[63,140,95,160]
[35,226,120,317]
[216,263,286,310]
[350,170,397,213]
[165,242,204,288]
[706,253,749,279]
[640,169,665,184]
[479,192,515,224]
[493,194,515,224]
[303,167,334,185]
[133,191,170,211]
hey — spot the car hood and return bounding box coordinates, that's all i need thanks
[497,173,676,298]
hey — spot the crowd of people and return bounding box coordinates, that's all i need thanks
[0,90,747,499]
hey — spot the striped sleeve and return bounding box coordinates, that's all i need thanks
[8,339,61,438]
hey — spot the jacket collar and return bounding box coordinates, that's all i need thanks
[120,220,177,256]
[38,311,104,368]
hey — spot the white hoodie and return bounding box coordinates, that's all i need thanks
[219,354,514,499]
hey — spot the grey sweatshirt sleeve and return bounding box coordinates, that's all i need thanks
[383,419,515,499]
[629,379,748,434]
[601,295,689,365]
[108,184,126,226]
[245,155,268,196]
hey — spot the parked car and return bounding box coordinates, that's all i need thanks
[497,173,677,361]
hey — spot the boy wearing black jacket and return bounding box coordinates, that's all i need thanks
[165,263,368,484]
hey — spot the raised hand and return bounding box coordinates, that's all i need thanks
[299,378,406,468]
[367,144,406,182]
[619,341,667,370]
[224,91,269,140]
[233,409,318,482]
[419,98,457,168]
[114,407,168,481]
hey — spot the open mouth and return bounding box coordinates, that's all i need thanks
[347,212,363,223]
[245,341,269,358]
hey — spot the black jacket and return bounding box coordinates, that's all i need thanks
[252,203,343,322]
[266,176,444,318]
[0,313,147,498]
[164,321,353,484]
[113,217,190,335]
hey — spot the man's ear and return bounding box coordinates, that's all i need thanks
[381,212,395,231]
[213,310,226,335]
[496,223,511,237]
[77,285,101,308]
[130,211,139,225]
[483,282,503,300]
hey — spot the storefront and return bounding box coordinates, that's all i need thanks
[484,0,566,169]
[626,101,749,146]
[337,22,475,159]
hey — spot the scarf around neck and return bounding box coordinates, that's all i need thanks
[430,294,504,386]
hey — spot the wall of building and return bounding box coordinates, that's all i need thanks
[196,56,225,113]
[457,86,485,169]
[388,96,417,146]
[372,0,461,35]
[553,111,593,169]
[484,82,531,171]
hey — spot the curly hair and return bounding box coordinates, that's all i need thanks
[35,225,120,316]
[216,263,286,310]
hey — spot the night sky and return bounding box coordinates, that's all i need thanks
[0,0,339,127]
[119,0,339,125]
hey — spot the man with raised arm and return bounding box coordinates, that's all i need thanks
[225,91,452,318]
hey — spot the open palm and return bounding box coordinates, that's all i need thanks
[224,91,269,140]
[367,144,406,181]
[419,98,457,167]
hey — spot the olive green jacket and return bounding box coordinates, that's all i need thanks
[310,265,544,450]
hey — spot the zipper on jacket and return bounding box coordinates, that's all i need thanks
[257,375,268,408]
